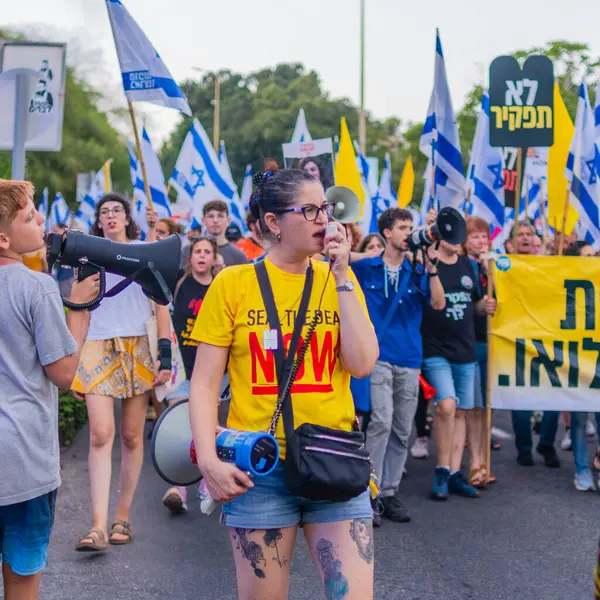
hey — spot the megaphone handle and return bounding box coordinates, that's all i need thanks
[147,262,173,305]
[62,267,106,312]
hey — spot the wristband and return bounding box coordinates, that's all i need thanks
[428,271,439,278]
[158,338,172,371]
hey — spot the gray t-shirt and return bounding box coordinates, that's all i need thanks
[217,242,248,267]
[0,264,77,506]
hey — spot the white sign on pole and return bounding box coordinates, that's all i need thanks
[282,138,335,191]
[0,42,66,151]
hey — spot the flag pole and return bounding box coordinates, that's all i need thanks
[484,250,496,481]
[128,101,154,211]
[213,73,221,153]
[558,187,570,255]
[358,0,367,155]
[464,187,472,217]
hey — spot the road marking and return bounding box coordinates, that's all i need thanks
[491,426,513,440]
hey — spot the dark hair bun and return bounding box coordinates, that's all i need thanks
[263,158,279,174]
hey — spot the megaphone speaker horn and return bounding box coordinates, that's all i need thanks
[325,186,362,224]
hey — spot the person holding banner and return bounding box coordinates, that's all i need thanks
[421,239,497,500]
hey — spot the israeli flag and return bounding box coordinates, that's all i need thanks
[141,128,171,217]
[74,166,107,232]
[353,142,373,232]
[47,193,71,231]
[565,83,600,251]
[240,164,253,213]
[419,29,466,210]
[595,82,600,141]
[466,94,505,231]
[105,0,191,115]
[218,141,249,234]
[127,141,149,237]
[169,118,244,231]
[38,187,49,230]
[368,154,396,233]
[290,108,312,143]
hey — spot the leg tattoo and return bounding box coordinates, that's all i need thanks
[263,529,288,568]
[232,528,266,579]
[349,518,374,564]
[316,539,349,599]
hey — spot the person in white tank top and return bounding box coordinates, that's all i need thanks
[72,194,172,552]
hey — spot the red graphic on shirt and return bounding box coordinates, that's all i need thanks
[188,297,203,316]
[249,330,339,395]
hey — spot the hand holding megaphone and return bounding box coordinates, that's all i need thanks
[323,221,351,277]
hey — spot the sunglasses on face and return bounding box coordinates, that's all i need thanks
[273,202,336,222]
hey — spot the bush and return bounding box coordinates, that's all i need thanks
[58,390,88,448]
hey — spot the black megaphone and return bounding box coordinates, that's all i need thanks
[407,207,467,251]
[46,230,181,311]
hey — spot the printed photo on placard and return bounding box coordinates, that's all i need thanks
[282,138,335,191]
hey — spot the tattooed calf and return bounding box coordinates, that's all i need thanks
[349,518,374,564]
[316,539,349,600]
[232,528,266,579]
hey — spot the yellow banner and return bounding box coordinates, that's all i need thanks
[490,255,600,410]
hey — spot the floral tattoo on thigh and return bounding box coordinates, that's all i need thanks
[349,518,374,564]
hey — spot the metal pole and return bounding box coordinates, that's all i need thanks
[213,73,221,153]
[11,73,29,180]
[358,0,366,155]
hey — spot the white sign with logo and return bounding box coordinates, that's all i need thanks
[0,42,66,151]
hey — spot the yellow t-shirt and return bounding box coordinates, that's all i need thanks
[191,258,372,458]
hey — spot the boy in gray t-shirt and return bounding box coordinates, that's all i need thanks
[0,180,98,598]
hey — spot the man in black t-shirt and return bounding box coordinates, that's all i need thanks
[421,240,496,501]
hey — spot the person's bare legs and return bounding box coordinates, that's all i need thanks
[84,394,115,539]
[110,392,149,542]
[3,564,41,600]
[434,398,456,468]
[467,408,485,472]
[450,409,468,473]
[229,526,297,600]
[304,518,374,600]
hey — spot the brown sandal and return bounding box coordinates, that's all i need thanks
[468,468,486,489]
[480,465,497,484]
[109,520,133,545]
[75,528,108,552]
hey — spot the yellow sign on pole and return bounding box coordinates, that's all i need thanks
[490,255,600,411]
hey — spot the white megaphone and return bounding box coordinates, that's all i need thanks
[325,186,362,223]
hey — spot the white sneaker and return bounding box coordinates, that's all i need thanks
[586,417,596,438]
[560,429,572,450]
[411,437,429,459]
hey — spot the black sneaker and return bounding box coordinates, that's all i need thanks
[517,451,534,466]
[537,444,560,468]
[380,496,411,523]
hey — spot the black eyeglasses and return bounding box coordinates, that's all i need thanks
[273,202,336,222]
[99,207,125,217]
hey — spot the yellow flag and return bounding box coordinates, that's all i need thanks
[334,117,365,210]
[397,155,415,208]
[547,83,578,235]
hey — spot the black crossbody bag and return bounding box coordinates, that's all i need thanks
[254,261,371,502]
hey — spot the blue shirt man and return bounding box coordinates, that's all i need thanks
[351,208,445,525]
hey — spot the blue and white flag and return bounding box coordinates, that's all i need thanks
[169,118,242,230]
[368,154,396,234]
[290,108,312,143]
[141,127,171,217]
[353,141,373,232]
[419,29,466,210]
[38,187,49,230]
[127,141,149,236]
[565,83,600,251]
[594,82,600,142]
[218,140,248,234]
[74,165,108,232]
[466,94,505,231]
[105,0,191,115]
[47,192,70,231]
[240,164,253,213]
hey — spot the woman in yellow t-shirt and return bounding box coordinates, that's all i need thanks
[189,161,378,600]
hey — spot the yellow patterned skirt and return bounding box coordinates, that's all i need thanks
[72,336,155,400]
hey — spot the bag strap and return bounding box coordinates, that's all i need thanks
[377,267,411,341]
[173,274,188,305]
[254,260,314,437]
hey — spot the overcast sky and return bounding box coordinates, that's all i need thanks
[3,0,600,146]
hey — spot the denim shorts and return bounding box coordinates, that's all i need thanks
[221,462,372,529]
[165,379,190,402]
[0,490,57,576]
[422,357,476,410]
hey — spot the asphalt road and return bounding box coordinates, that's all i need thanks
[6,411,599,600]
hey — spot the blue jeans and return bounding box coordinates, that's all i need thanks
[571,412,600,474]
[421,357,476,409]
[512,410,558,453]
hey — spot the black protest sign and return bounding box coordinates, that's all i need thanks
[489,55,554,148]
